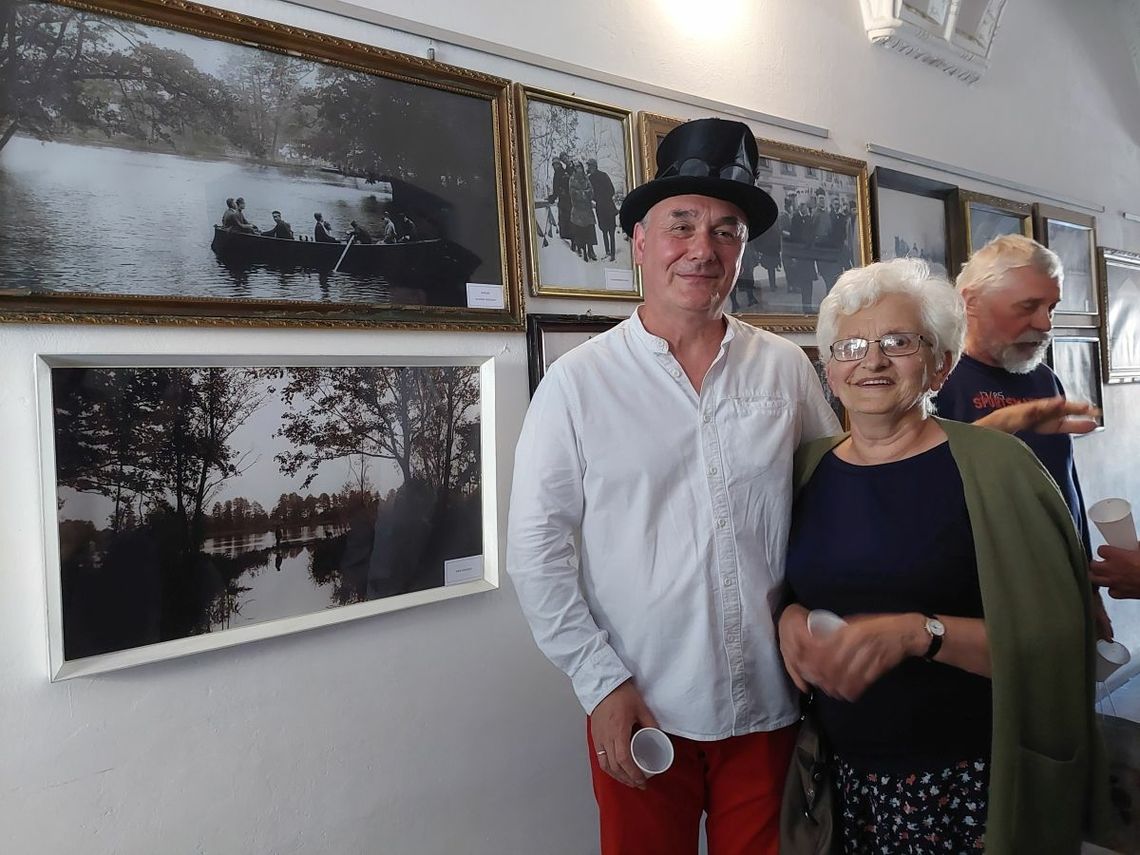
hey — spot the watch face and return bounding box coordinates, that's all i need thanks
[927,618,946,637]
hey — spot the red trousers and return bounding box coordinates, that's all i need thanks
[587,720,796,855]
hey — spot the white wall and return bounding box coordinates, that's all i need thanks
[2,1,1138,853]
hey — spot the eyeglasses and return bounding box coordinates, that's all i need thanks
[829,333,932,362]
[659,157,755,185]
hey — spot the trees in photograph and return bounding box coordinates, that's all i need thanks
[276,366,481,603]
[0,0,495,190]
[528,102,625,200]
[53,365,482,660]
[0,2,233,152]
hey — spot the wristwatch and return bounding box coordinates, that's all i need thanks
[922,615,945,661]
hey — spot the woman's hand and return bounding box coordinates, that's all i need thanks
[808,614,926,702]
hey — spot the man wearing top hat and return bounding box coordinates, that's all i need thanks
[507,118,840,854]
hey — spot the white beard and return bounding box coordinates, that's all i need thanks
[996,337,1051,374]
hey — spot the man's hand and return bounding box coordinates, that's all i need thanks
[974,396,1098,435]
[590,680,659,789]
[777,604,813,693]
[1090,544,1140,601]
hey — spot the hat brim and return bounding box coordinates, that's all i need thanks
[619,176,778,241]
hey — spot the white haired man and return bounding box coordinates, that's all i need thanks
[507,118,840,855]
[934,234,1112,636]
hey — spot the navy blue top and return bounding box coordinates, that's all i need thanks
[933,354,1091,556]
[785,442,993,772]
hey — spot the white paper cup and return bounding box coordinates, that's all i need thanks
[807,609,848,638]
[1095,639,1131,683]
[630,727,674,776]
[1088,498,1138,550]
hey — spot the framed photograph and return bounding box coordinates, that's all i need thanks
[637,114,872,332]
[39,354,502,679]
[740,140,872,331]
[1034,204,1099,326]
[870,168,959,278]
[953,189,1033,267]
[801,345,848,429]
[1047,336,1104,430]
[637,111,683,182]
[517,86,639,299]
[1098,248,1140,383]
[0,0,522,329]
[526,313,625,394]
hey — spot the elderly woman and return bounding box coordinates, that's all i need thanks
[778,258,1104,854]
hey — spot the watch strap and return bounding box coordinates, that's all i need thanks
[922,614,943,661]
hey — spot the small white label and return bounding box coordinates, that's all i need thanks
[466,283,505,309]
[604,268,634,292]
[444,554,483,586]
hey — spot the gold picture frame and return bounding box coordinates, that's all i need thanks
[637,111,683,182]
[0,0,523,330]
[953,189,1033,274]
[516,85,640,299]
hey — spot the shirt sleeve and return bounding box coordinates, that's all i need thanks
[796,351,842,441]
[506,367,633,713]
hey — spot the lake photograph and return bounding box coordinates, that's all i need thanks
[50,364,484,663]
[0,0,507,310]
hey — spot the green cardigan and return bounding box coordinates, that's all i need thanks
[792,418,1108,854]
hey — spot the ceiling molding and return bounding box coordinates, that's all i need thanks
[859,0,1010,85]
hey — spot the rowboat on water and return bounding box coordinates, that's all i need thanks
[209,227,481,282]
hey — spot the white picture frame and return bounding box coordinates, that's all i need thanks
[38,351,506,680]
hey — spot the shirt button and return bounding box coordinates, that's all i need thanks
[670,368,680,378]
[702,414,711,424]
[708,466,718,476]
[723,575,735,586]
[717,518,727,529]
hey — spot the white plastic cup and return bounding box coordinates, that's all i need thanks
[630,727,674,776]
[807,609,848,638]
[1095,639,1131,683]
[1088,498,1138,550]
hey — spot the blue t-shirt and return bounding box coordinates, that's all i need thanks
[786,442,992,772]
[933,354,1091,556]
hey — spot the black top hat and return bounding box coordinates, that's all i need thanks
[618,118,777,240]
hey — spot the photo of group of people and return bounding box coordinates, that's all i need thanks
[728,159,863,316]
[521,90,637,297]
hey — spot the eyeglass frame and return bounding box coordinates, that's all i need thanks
[828,332,933,362]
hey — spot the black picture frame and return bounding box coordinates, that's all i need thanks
[0,0,523,329]
[526,313,625,395]
[801,345,848,429]
[870,167,960,279]
[1046,335,1105,430]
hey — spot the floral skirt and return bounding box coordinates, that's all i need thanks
[836,756,989,854]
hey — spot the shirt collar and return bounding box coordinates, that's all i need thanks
[628,306,736,356]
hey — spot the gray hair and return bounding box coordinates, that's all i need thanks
[956,234,1063,296]
[816,258,966,412]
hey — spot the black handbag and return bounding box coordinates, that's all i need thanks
[779,696,839,855]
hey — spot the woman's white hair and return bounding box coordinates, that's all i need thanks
[956,234,1063,296]
[816,258,966,413]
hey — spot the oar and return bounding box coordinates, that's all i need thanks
[332,233,356,273]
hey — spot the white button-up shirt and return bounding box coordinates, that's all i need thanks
[507,310,840,740]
